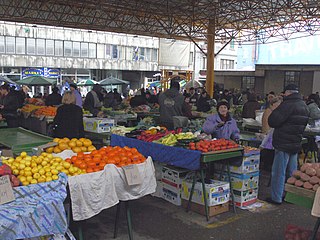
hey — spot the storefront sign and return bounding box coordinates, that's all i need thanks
[22,68,60,78]
[0,175,15,205]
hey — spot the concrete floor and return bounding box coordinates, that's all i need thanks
[70,170,317,240]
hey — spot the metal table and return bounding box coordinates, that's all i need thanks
[0,127,52,155]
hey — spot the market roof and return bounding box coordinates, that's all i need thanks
[1,0,319,43]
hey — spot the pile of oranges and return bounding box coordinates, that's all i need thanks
[46,138,96,154]
[65,146,147,173]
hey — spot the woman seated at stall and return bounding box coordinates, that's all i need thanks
[202,100,240,140]
[53,91,84,139]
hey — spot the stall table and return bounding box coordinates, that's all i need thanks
[110,134,243,220]
[0,127,52,155]
[19,115,54,136]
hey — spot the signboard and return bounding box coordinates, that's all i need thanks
[122,165,142,185]
[22,67,60,78]
[0,175,15,205]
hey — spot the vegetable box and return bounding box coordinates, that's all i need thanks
[83,117,116,133]
[214,171,259,191]
[233,188,258,207]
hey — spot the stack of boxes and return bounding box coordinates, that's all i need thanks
[214,151,260,208]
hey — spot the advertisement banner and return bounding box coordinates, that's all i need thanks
[22,68,60,78]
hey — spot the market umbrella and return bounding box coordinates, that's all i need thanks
[149,81,161,88]
[0,76,15,85]
[77,79,99,86]
[16,76,57,86]
[99,76,130,86]
[184,80,203,89]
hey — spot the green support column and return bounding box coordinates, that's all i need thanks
[206,19,215,98]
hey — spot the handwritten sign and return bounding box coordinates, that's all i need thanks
[0,175,15,205]
[122,165,142,185]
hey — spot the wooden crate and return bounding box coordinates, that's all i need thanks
[285,184,315,209]
[182,199,229,217]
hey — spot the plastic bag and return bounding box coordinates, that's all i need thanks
[260,128,274,150]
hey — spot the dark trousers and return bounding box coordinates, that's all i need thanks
[260,148,275,172]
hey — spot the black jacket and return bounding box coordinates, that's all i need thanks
[197,95,211,112]
[45,93,62,106]
[268,93,309,153]
[1,91,19,117]
[53,104,85,139]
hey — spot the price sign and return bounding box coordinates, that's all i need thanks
[0,175,15,205]
[122,165,142,185]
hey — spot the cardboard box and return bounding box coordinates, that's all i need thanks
[214,171,259,191]
[162,184,181,206]
[214,155,260,174]
[83,117,116,133]
[161,165,190,189]
[181,179,230,207]
[233,188,258,207]
[182,199,229,217]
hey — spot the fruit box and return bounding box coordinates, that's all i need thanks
[83,117,116,133]
[162,184,182,206]
[161,165,190,189]
[214,155,260,174]
[233,188,258,207]
[214,171,259,191]
[181,179,230,207]
[182,199,229,217]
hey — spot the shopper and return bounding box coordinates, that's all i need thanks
[53,91,84,139]
[241,93,261,119]
[145,91,158,105]
[113,88,122,105]
[45,87,62,106]
[189,87,198,107]
[197,91,211,112]
[159,81,187,129]
[0,84,20,127]
[202,100,240,140]
[306,94,320,126]
[83,84,104,117]
[267,84,309,204]
[69,83,83,107]
[261,96,282,134]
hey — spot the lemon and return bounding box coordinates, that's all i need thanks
[41,161,48,167]
[22,181,29,186]
[26,176,33,182]
[11,165,17,170]
[20,152,27,158]
[52,175,59,180]
[38,169,45,175]
[35,158,42,164]
[45,172,52,177]
[51,169,59,175]
[41,152,47,157]
[12,169,19,175]
[46,176,53,182]
[25,161,31,167]
[68,167,75,174]
[44,166,51,172]
[31,162,38,168]
[62,162,71,169]
[61,169,69,175]
[32,167,39,174]
[24,167,32,172]
[16,156,22,161]
[19,164,26,170]
[25,171,32,177]
[19,176,27,182]
[8,158,14,163]
[20,159,26,164]
[33,173,40,179]
[30,179,38,184]
[19,170,25,176]
[38,176,46,183]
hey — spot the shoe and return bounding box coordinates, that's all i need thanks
[265,197,282,205]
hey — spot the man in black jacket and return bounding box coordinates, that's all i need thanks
[0,84,20,127]
[267,84,309,204]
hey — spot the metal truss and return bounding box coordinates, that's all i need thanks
[0,0,319,44]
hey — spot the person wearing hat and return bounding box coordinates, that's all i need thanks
[266,84,309,205]
[69,83,82,107]
[202,100,240,140]
[45,86,62,106]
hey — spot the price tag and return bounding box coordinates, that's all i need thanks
[0,175,15,205]
[122,165,142,185]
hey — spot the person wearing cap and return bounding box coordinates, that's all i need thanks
[306,93,320,126]
[69,83,82,107]
[202,100,240,140]
[266,84,309,205]
[45,86,62,106]
[83,84,104,117]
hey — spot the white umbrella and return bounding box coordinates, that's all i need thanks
[184,80,203,89]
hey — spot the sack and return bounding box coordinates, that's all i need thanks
[260,128,274,150]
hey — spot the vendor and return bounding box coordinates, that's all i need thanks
[202,100,240,140]
[306,94,320,126]
[45,86,62,106]
[0,84,19,128]
[53,91,84,139]
[83,84,104,117]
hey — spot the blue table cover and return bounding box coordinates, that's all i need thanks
[111,134,202,170]
[0,173,68,240]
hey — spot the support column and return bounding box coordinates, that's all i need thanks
[206,19,215,98]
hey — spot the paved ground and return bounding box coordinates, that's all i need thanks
[70,170,317,240]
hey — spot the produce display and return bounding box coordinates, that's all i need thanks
[45,137,96,154]
[188,139,239,152]
[0,163,20,187]
[2,152,85,186]
[65,146,147,172]
[25,98,45,106]
[156,132,195,146]
[286,163,320,191]
[33,106,57,117]
[20,104,44,113]
[243,146,260,155]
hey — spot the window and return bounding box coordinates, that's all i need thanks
[242,76,255,90]
[0,36,5,53]
[89,43,96,58]
[64,41,72,57]
[81,43,88,57]
[139,47,145,60]
[16,37,25,54]
[220,59,234,69]
[27,38,35,54]
[202,57,207,69]
[145,48,151,61]
[73,42,80,57]
[132,47,138,61]
[36,39,45,55]
[284,71,300,89]
[152,49,158,62]
[46,40,54,56]
[112,45,118,59]
[189,51,194,66]
[105,44,111,59]
[6,37,15,54]
[55,40,63,56]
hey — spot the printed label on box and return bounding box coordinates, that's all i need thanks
[214,171,259,191]
[162,186,181,206]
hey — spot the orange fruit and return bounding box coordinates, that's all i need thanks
[81,146,87,152]
[58,142,69,151]
[76,140,83,147]
[46,147,54,153]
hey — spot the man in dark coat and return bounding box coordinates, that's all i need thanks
[0,84,20,127]
[45,87,62,106]
[267,84,309,204]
